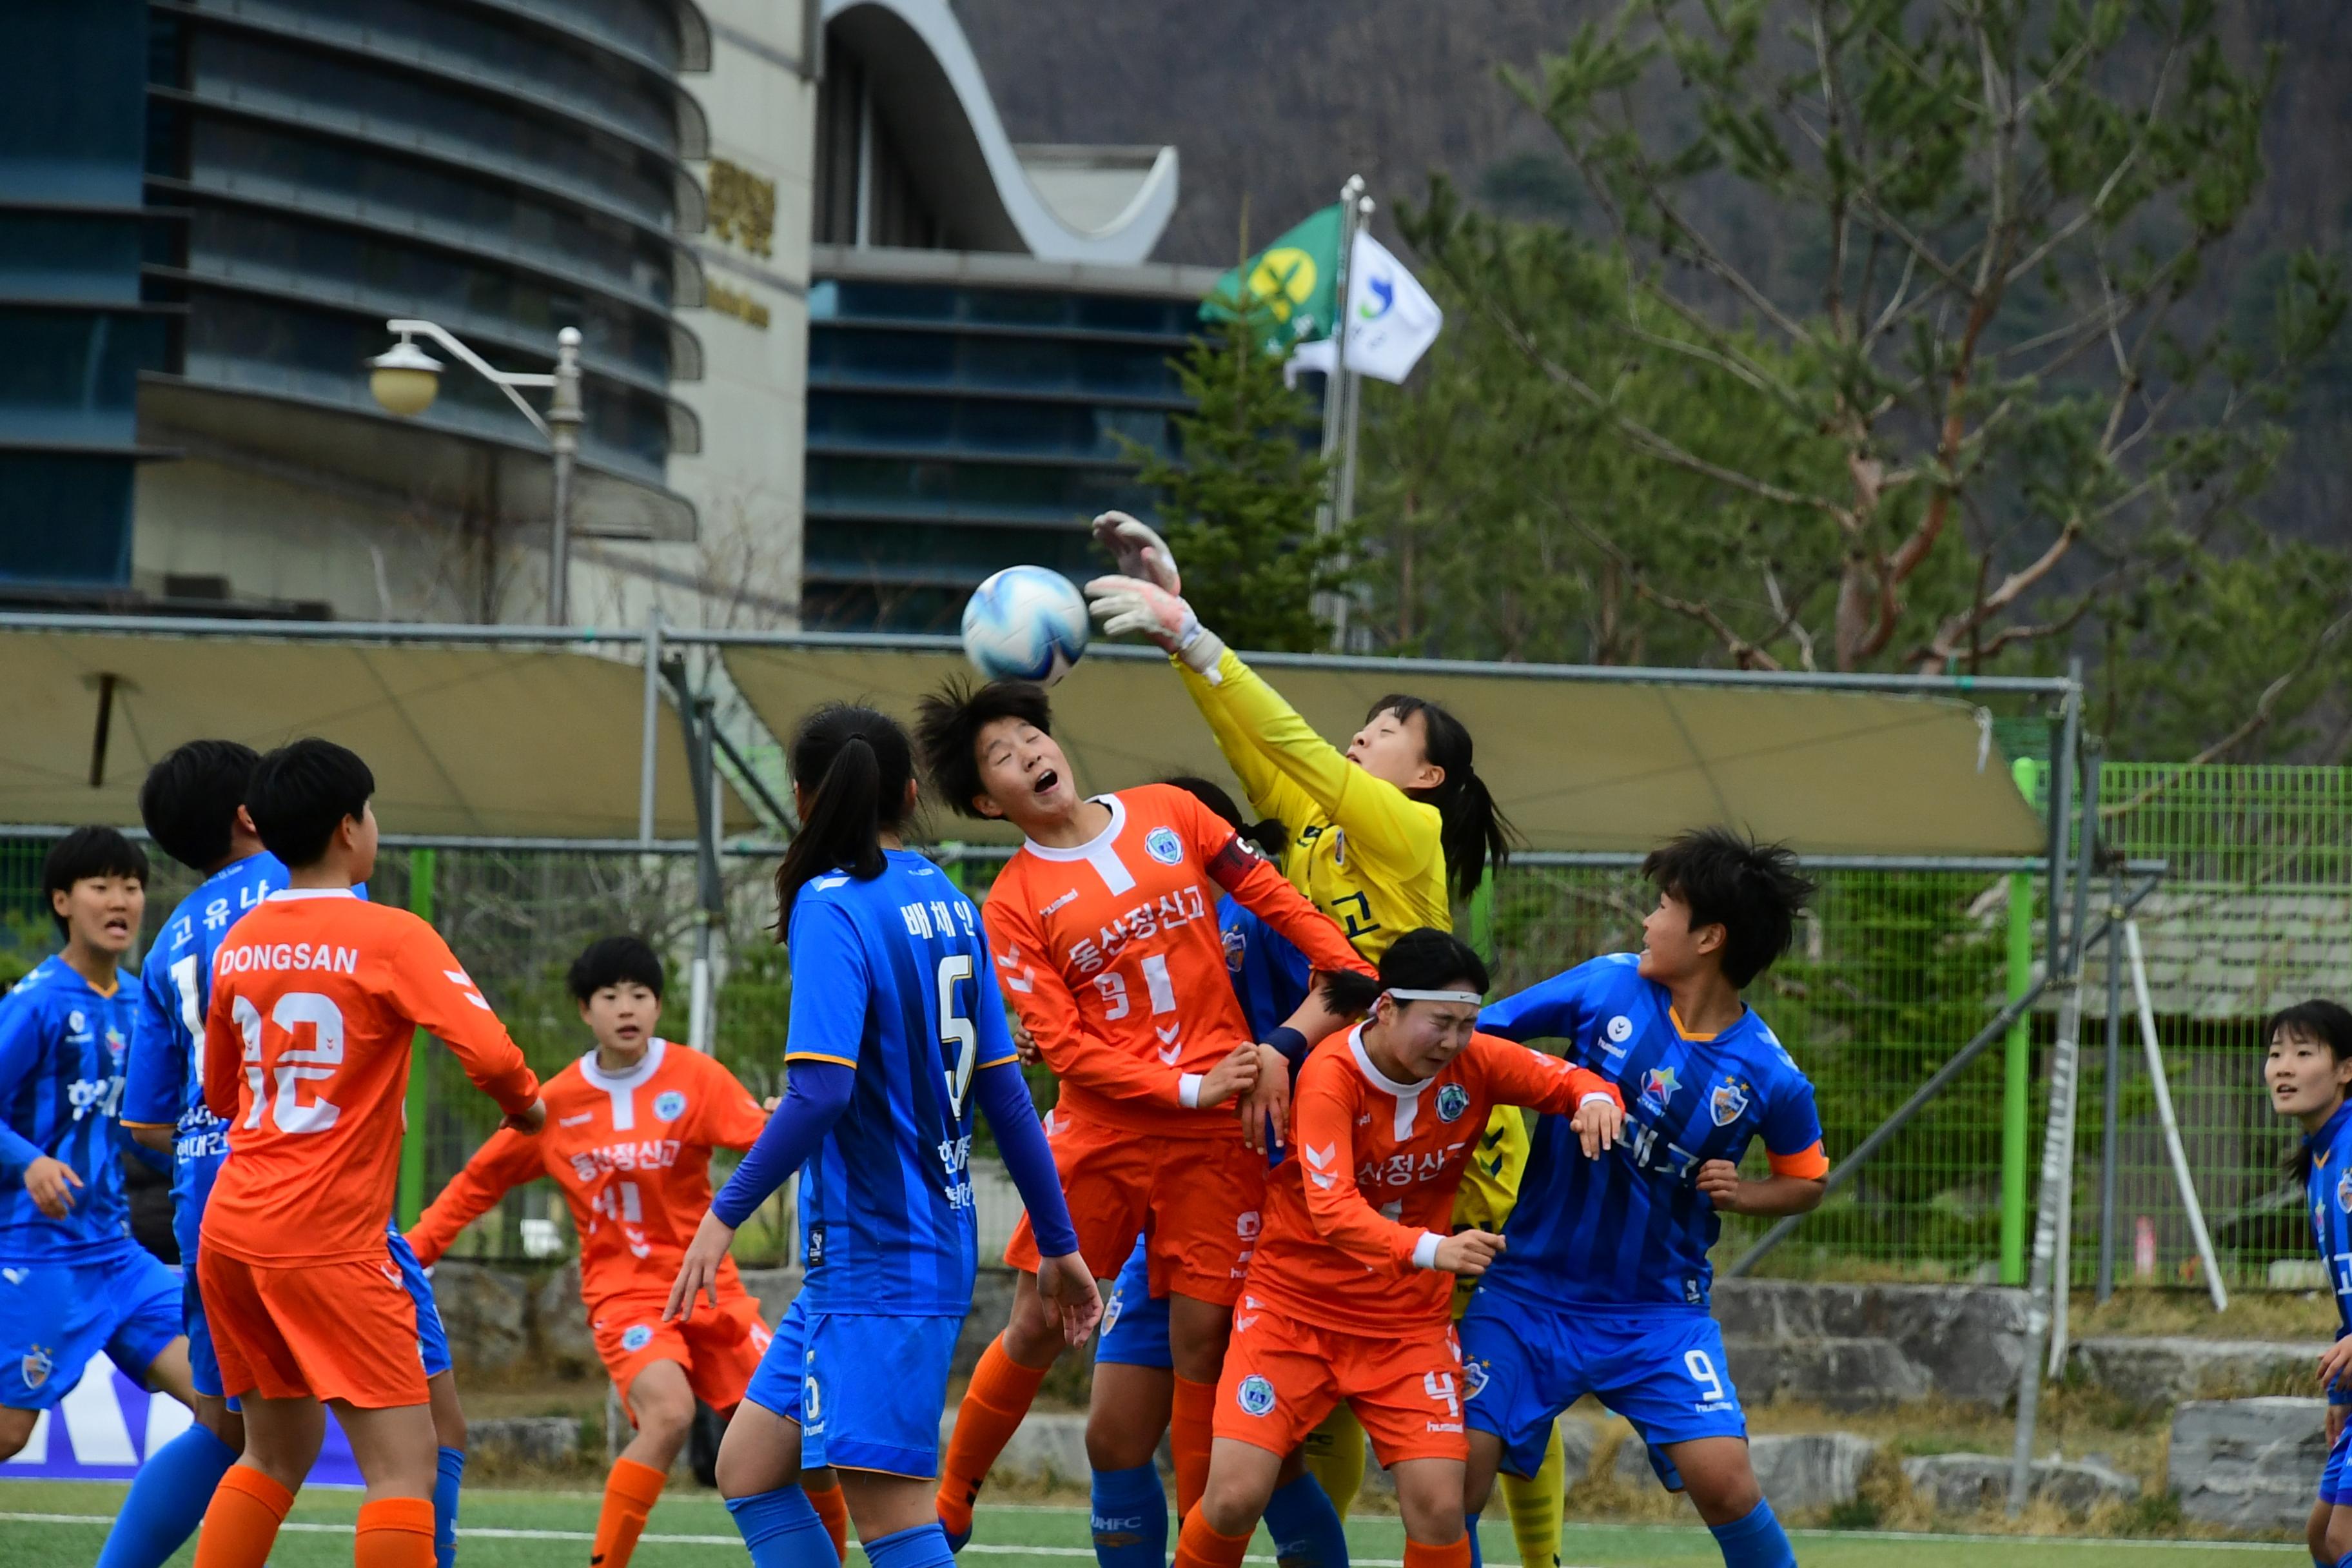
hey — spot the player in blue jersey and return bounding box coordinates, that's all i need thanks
[0,829,199,1470]
[1086,777,1350,1568]
[113,739,474,1568]
[666,703,1101,1568]
[1461,829,1827,1568]
[2262,998,2352,1568]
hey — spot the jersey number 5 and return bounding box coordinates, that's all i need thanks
[233,991,346,1135]
[937,955,977,1118]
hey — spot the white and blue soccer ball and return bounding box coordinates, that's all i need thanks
[961,565,1090,686]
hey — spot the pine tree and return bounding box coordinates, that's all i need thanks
[1121,305,1349,653]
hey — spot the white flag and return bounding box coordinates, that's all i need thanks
[1338,230,1442,382]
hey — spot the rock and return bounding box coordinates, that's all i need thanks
[531,1260,596,1375]
[1749,1433,1878,1512]
[1612,1433,1669,1490]
[429,1261,528,1371]
[1556,1416,1600,1482]
[1901,1453,2137,1516]
[2168,1397,2328,1533]
[471,1416,582,1468]
[1714,1280,2027,1407]
[940,1410,1092,1486]
[2068,1337,2329,1403]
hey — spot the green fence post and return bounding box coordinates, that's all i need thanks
[1999,760,2037,1286]
[398,847,436,1229]
[1467,871,1495,965]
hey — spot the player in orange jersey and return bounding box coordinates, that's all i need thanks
[1173,930,1623,1568]
[914,679,1377,1544]
[407,934,820,1568]
[190,741,545,1568]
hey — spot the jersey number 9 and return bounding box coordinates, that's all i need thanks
[233,991,346,1135]
[937,955,977,1118]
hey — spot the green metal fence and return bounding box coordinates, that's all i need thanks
[4,758,2345,1289]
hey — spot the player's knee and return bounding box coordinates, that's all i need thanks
[0,1408,35,1463]
[1085,1406,1161,1472]
[1681,1455,1762,1525]
[1003,1288,1066,1367]
[1199,1469,1272,1538]
[1394,1472,1466,1542]
[2311,1499,2334,1560]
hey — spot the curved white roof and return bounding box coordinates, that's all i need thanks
[821,0,1177,265]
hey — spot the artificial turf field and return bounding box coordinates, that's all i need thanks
[0,1484,2307,1568]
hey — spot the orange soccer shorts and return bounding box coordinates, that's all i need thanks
[1213,1298,1469,1467]
[590,1287,772,1418]
[1002,1110,1265,1306]
[197,1248,430,1409]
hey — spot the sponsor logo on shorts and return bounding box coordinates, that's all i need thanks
[622,1325,654,1353]
[1145,827,1184,866]
[1235,1210,1260,1239]
[1709,1078,1750,1128]
[1236,1375,1277,1416]
[20,1346,53,1389]
[1436,1083,1470,1123]
[1,1268,26,1286]
[653,1090,687,1122]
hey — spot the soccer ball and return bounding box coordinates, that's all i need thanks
[961,566,1090,686]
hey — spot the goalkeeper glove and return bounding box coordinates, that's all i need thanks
[1084,575,1226,677]
[1090,511,1182,594]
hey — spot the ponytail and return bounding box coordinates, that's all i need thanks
[1368,694,1517,901]
[1158,773,1288,860]
[774,703,917,927]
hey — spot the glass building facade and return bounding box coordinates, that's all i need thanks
[1,0,709,591]
[802,273,1201,632]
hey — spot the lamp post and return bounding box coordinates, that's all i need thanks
[368,319,585,625]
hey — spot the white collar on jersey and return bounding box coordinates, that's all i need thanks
[1348,1024,1433,1096]
[264,887,358,901]
[1018,793,1126,861]
[581,1036,669,1092]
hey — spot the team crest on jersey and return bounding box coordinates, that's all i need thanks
[1236,1375,1277,1416]
[1642,1066,1681,1110]
[19,1346,52,1390]
[67,1010,86,1036]
[1710,1079,1750,1128]
[653,1090,687,1122]
[1222,925,1248,973]
[2337,1168,2352,1214]
[1436,1083,1471,1123]
[1145,827,1184,866]
[621,1324,654,1353]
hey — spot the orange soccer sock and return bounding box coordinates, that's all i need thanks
[937,1336,1052,1537]
[1170,1375,1218,1520]
[1403,1534,1473,1568]
[1172,1507,1255,1568]
[805,1474,850,1563]
[353,1496,438,1568]
[191,1465,293,1568]
[591,1456,670,1568]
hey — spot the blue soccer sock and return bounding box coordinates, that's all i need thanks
[2333,1552,2352,1568]
[1090,1462,1168,1568]
[435,1446,466,1568]
[865,1521,959,1568]
[1262,1471,1348,1568]
[1709,1497,1795,1568]
[95,1418,239,1568]
[1466,1511,1483,1568]
[728,1485,838,1568]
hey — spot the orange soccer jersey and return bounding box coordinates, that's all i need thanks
[1250,1028,1621,1335]
[985,783,1373,1137]
[201,889,541,1267]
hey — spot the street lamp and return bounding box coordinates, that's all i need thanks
[368,319,585,625]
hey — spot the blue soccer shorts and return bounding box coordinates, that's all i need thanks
[2320,1407,2352,1506]
[747,1304,961,1478]
[1461,1291,1747,1487]
[0,1243,182,1409]
[188,1227,447,1400]
[1096,1235,1171,1371]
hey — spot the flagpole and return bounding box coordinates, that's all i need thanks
[1331,189,1375,651]
[1313,175,1365,645]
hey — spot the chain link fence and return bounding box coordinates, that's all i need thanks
[3,759,2344,1290]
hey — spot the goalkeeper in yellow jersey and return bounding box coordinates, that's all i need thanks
[1087,513,1573,1568]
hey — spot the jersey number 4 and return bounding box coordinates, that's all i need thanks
[233,991,346,1135]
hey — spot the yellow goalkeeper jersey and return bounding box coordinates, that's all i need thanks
[1174,647,1524,1283]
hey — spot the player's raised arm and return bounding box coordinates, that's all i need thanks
[406,1126,545,1266]
[392,923,543,1128]
[966,946,1099,1344]
[1181,794,1372,983]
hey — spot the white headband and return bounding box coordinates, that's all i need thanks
[1382,988,1482,1006]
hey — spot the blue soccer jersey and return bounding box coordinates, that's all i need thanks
[122,852,288,1264]
[0,957,146,1264]
[2305,1101,2352,1402]
[1218,896,1313,1041]
[1477,953,1826,1311]
[787,850,1020,1317]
